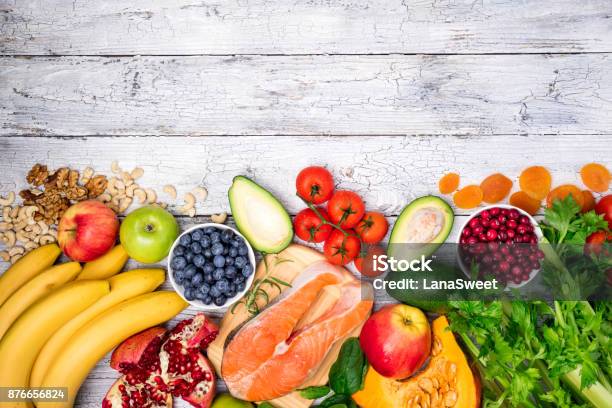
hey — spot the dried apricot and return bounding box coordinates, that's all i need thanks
[439,173,460,195]
[480,173,513,203]
[519,166,552,200]
[546,184,584,208]
[453,185,483,209]
[580,163,611,192]
[581,190,596,213]
[509,191,541,215]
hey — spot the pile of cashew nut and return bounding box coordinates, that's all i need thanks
[0,192,57,263]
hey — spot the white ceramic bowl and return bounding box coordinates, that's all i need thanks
[457,204,543,289]
[168,223,256,311]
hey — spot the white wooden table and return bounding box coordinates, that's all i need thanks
[1,1,612,406]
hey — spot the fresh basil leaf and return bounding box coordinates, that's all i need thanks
[297,385,330,399]
[328,338,367,395]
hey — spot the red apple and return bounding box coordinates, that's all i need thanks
[359,304,431,379]
[58,200,119,262]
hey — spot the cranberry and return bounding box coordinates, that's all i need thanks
[469,218,481,228]
[462,227,472,237]
[489,208,500,216]
[506,255,515,264]
[497,215,507,224]
[467,236,478,245]
[520,215,531,225]
[498,231,508,242]
[499,261,510,272]
[500,246,510,255]
[530,236,538,244]
[478,233,488,242]
[480,210,491,219]
[481,218,491,227]
[489,219,501,230]
[493,251,503,261]
[508,209,520,220]
[507,229,516,239]
[511,265,523,276]
[460,236,468,244]
[472,225,484,235]
[506,219,518,230]
[482,255,493,264]
[500,208,509,216]
[486,229,498,241]
[517,225,527,235]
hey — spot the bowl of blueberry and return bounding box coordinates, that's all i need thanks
[168,223,256,309]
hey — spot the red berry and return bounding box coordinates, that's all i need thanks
[489,219,501,230]
[480,210,491,219]
[469,218,481,228]
[486,229,498,241]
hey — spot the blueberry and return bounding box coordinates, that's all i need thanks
[211,242,224,256]
[184,288,195,301]
[203,249,213,258]
[190,242,202,254]
[210,232,221,243]
[174,269,185,281]
[199,283,210,295]
[215,279,229,293]
[234,256,247,268]
[191,273,204,286]
[223,246,229,255]
[179,234,192,246]
[203,295,213,305]
[227,287,237,298]
[184,265,197,279]
[235,275,245,284]
[242,264,254,278]
[193,254,206,268]
[203,263,215,274]
[237,281,246,292]
[213,268,225,281]
[214,295,227,306]
[229,247,238,257]
[174,245,186,256]
[225,257,234,266]
[200,235,211,248]
[195,290,207,301]
[221,229,234,242]
[171,256,187,270]
[204,273,214,284]
[185,251,194,263]
[213,255,226,268]
[203,226,216,234]
[224,266,237,279]
[209,285,221,298]
[191,230,203,241]
[238,245,248,256]
[231,238,242,248]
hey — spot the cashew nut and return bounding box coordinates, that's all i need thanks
[180,193,196,213]
[0,192,15,207]
[0,251,9,262]
[81,167,95,184]
[114,180,126,192]
[13,220,27,231]
[126,184,138,198]
[0,222,11,232]
[111,161,121,174]
[8,246,24,257]
[10,207,18,219]
[38,221,49,235]
[25,241,38,251]
[119,197,133,213]
[98,192,112,203]
[2,207,11,222]
[145,188,157,204]
[107,177,119,195]
[186,208,196,217]
[39,234,56,245]
[163,185,177,200]
[4,231,16,247]
[16,230,30,243]
[131,167,144,180]
[211,213,227,224]
[192,187,208,202]
[24,206,37,220]
[134,189,147,204]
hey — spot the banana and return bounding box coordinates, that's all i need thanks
[39,291,188,408]
[0,262,82,340]
[30,268,166,387]
[0,244,61,307]
[77,244,129,280]
[0,280,109,408]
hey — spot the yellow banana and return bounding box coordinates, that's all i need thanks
[39,291,187,408]
[77,245,129,280]
[0,280,109,408]
[30,268,166,387]
[0,244,61,307]
[0,262,82,340]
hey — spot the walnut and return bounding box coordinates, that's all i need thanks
[66,186,88,201]
[27,164,49,187]
[86,175,108,198]
[68,170,79,187]
[45,167,69,190]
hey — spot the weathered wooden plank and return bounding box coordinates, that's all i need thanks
[1,0,612,55]
[3,55,612,136]
[1,136,610,218]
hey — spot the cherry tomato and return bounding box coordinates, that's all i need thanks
[324,229,361,265]
[585,230,612,257]
[327,190,365,229]
[356,212,389,244]
[353,245,386,277]
[595,195,612,229]
[296,166,335,204]
[293,208,333,243]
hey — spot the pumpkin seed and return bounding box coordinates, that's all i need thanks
[419,378,434,393]
[444,390,457,406]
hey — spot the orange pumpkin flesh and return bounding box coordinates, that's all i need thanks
[353,316,480,408]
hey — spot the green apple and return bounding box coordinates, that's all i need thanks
[211,394,253,408]
[120,205,179,263]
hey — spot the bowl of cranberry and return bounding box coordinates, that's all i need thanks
[458,205,545,288]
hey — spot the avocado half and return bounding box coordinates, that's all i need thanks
[228,176,293,254]
[388,196,454,258]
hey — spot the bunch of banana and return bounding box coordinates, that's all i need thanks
[0,243,188,408]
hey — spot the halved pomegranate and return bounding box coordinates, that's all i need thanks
[105,314,218,408]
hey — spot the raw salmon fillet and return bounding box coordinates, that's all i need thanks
[222,261,373,401]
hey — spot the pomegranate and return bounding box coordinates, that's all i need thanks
[104,314,219,408]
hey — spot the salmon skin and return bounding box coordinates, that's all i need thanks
[222,261,373,401]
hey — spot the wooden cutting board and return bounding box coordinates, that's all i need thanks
[208,244,367,408]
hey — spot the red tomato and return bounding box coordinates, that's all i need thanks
[293,208,333,243]
[353,245,386,277]
[324,229,361,265]
[356,212,389,244]
[327,191,365,229]
[585,230,612,257]
[296,166,335,204]
[595,195,612,229]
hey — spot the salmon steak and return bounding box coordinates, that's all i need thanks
[221,261,373,401]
